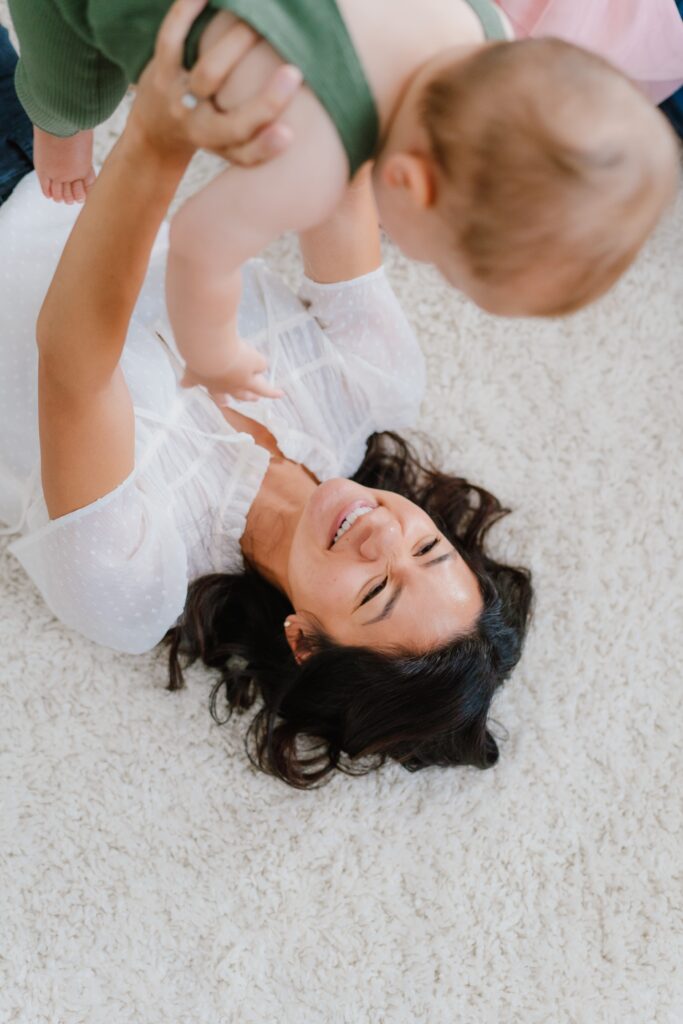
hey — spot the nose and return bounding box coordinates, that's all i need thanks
[357,515,402,562]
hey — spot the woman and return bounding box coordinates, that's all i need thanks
[0,0,531,787]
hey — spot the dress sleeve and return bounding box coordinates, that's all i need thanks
[297,267,426,425]
[10,475,189,654]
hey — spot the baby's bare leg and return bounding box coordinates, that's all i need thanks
[167,12,347,400]
[33,127,95,204]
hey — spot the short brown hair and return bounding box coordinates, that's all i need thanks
[421,39,679,315]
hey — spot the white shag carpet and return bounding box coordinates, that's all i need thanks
[1,19,682,1023]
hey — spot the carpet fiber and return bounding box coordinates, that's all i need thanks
[1,16,682,1021]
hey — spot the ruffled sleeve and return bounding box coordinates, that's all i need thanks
[297,267,426,427]
[9,475,189,655]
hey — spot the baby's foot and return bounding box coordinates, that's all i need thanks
[33,127,96,204]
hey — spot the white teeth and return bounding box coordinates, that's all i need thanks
[332,505,373,545]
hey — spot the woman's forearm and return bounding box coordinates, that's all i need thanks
[37,125,191,390]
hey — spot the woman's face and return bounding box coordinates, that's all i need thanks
[287,479,483,652]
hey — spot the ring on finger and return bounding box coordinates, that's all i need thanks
[181,91,199,110]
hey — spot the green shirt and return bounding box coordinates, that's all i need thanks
[9,0,508,176]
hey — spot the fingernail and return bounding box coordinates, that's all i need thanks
[274,65,303,98]
[264,124,292,153]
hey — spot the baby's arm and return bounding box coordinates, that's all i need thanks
[167,62,349,401]
[298,164,381,284]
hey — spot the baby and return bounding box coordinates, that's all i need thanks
[9,0,680,399]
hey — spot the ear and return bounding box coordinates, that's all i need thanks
[283,614,316,665]
[379,152,437,208]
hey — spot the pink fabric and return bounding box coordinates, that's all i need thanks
[499,0,683,102]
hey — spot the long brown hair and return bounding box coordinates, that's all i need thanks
[166,433,532,788]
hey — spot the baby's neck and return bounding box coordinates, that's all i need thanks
[378,44,484,157]
[337,0,488,131]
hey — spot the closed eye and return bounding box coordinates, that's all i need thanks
[416,538,439,556]
[360,576,388,607]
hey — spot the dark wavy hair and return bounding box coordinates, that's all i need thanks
[166,432,532,788]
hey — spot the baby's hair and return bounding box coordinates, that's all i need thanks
[421,39,679,315]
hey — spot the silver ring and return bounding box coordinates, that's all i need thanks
[181,92,198,110]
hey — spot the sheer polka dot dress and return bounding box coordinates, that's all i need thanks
[0,174,425,653]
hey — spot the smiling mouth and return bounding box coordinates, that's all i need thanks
[330,503,376,548]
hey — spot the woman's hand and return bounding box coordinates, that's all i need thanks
[128,0,302,166]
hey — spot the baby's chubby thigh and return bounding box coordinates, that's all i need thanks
[194,10,349,231]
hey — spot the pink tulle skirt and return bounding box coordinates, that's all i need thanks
[498,0,683,102]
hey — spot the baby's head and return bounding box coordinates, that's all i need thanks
[373,39,680,316]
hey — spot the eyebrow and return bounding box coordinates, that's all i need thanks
[363,585,404,625]
[361,552,454,626]
[424,552,453,568]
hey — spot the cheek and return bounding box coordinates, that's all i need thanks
[288,553,357,620]
[374,188,408,240]
[383,217,440,267]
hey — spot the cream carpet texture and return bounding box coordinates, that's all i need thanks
[1,11,682,1022]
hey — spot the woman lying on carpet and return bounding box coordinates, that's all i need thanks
[0,2,531,787]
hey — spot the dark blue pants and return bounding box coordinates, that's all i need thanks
[0,24,33,206]
[659,0,683,137]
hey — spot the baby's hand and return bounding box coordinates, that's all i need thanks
[33,127,96,203]
[181,338,284,403]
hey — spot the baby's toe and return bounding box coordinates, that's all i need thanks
[62,182,74,205]
[72,179,86,203]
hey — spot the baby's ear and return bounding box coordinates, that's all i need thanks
[283,614,316,664]
[380,152,436,208]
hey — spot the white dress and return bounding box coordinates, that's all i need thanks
[0,174,425,654]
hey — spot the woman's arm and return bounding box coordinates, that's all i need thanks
[298,163,382,284]
[36,0,301,519]
[37,130,186,518]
